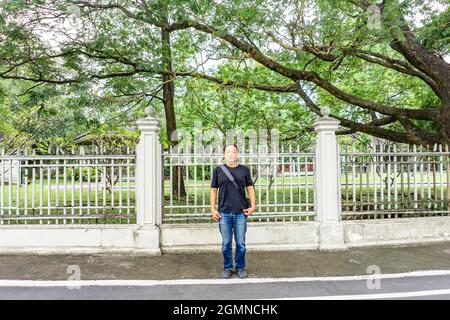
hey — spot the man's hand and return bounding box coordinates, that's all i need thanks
[212,209,221,221]
[243,206,256,216]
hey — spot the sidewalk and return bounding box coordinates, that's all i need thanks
[1,242,450,281]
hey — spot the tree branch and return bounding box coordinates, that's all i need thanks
[267,31,441,97]
[348,0,449,85]
[175,71,297,93]
[295,82,439,146]
[184,20,438,121]
[71,1,162,27]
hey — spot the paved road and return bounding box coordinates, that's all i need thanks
[1,270,450,300]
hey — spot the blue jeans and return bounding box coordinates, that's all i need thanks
[218,211,248,271]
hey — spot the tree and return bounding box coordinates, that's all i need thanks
[174,0,449,147]
[1,0,449,149]
[180,74,315,148]
[0,0,194,195]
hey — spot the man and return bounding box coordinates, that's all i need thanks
[210,144,256,279]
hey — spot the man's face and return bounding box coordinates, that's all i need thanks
[224,145,238,163]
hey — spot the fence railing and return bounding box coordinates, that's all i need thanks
[340,144,450,220]
[2,109,449,226]
[3,142,449,224]
[0,147,136,225]
[163,145,315,223]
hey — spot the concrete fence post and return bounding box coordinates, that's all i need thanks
[134,106,162,255]
[313,107,348,251]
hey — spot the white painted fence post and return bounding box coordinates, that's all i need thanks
[313,107,348,251]
[134,106,162,255]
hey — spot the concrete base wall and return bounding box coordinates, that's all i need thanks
[0,224,161,255]
[342,216,450,247]
[160,222,320,253]
[0,217,449,254]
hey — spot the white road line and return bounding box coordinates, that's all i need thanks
[274,288,450,300]
[0,269,450,287]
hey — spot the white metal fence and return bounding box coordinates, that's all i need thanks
[163,145,315,223]
[0,147,136,224]
[2,141,449,225]
[340,144,450,220]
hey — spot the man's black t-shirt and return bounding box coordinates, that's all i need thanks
[211,164,254,213]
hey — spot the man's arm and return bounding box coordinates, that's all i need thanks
[244,185,257,216]
[211,187,221,220]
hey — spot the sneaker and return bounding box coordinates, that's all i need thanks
[220,270,233,279]
[237,269,248,279]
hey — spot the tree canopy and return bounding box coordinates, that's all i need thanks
[0,0,449,151]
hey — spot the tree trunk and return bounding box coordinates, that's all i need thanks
[437,77,450,146]
[161,23,186,198]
